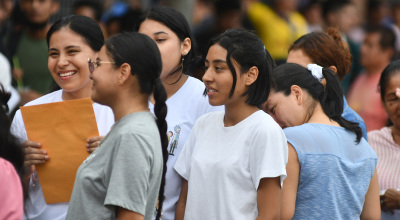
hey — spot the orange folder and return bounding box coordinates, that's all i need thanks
[20,98,99,204]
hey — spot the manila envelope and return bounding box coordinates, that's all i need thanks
[20,98,99,204]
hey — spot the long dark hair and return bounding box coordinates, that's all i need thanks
[135,6,199,76]
[46,15,104,52]
[0,85,26,196]
[273,63,362,143]
[206,29,276,106]
[105,33,168,220]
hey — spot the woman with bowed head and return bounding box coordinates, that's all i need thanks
[10,15,114,220]
[284,27,368,140]
[136,6,224,219]
[368,60,400,219]
[67,32,167,220]
[174,29,288,220]
[265,63,380,219]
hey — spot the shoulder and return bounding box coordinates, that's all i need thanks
[185,76,206,94]
[290,12,307,24]
[24,90,63,107]
[368,127,392,146]
[195,111,224,124]
[248,2,273,15]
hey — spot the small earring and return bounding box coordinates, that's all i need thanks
[119,80,121,83]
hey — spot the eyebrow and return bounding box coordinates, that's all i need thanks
[204,59,227,64]
[65,45,81,50]
[154,31,168,35]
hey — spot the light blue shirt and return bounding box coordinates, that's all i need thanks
[342,96,368,141]
[284,123,377,219]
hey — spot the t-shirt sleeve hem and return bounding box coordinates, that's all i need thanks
[255,169,287,190]
[174,163,189,181]
[104,198,145,216]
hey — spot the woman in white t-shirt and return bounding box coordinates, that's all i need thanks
[174,29,288,220]
[10,15,114,220]
[136,6,223,219]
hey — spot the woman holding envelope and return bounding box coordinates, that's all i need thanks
[66,32,167,220]
[10,15,114,220]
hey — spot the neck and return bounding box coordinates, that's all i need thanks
[111,92,149,122]
[224,99,259,127]
[366,61,390,76]
[27,24,51,40]
[390,125,400,145]
[306,103,340,127]
[150,71,188,103]
[62,82,93,101]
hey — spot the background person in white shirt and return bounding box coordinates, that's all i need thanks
[174,29,288,220]
[10,15,114,220]
[136,6,224,219]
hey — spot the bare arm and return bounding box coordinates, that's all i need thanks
[360,170,381,220]
[175,179,188,220]
[280,143,300,220]
[117,207,143,220]
[256,177,281,220]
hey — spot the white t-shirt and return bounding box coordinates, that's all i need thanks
[11,89,115,220]
[149,76,223,220]
[0,52,11,92]
[174,110,288,220]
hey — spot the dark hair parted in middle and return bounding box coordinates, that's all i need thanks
[379,60,400,102]
[273,63,362,143]
[135,6,199,76]
[289,27,352,81]
[46,15,104,52]
[207,29,276,106]
[105,32,168,220]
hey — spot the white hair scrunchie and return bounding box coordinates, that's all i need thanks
[307,64,324,82]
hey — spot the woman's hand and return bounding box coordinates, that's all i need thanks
[86,136,104,153]
[22,140,48,167]
[383,189,400,214]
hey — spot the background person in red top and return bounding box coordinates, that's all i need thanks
[348,26,395,131]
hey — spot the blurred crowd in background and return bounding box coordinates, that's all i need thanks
[0,0,398,132]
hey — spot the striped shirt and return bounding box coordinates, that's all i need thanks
[368,127,400,191]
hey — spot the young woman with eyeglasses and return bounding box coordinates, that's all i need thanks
[135,6,224,219]
[66,32,168,220]
[10,15,114,220]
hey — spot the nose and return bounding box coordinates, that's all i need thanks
[202,68,213,85]
[57,54,69,68]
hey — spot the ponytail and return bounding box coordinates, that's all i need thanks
[153,81,168,220]
[273,63,362,143]
[319,68,362,143]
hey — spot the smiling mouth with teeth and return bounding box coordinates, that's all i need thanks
[207,89,217,92]
[59,71,77,77]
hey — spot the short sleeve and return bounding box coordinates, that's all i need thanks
[0,158,23,220]
[174,118,200,180]
[250,123,288,189]
[11,110,28,144]
[104,133,156,215]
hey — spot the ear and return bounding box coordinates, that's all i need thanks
[118,63,131,85]
[244,66,259,86]
[181,37,191,56]
[51,1,60,15]
[328,65,337,73]
[290,85,303,105]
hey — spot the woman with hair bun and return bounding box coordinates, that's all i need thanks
[266,63,380,219]
[284,27,368,140]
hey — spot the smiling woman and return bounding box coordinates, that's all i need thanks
[10,15,115,220]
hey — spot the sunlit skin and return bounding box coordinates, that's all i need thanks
[286,49,313,68]
[48,28,96,101]
[138,19,191,98]
[383,73,400,139]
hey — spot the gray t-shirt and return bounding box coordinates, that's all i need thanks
[66,112,163,220]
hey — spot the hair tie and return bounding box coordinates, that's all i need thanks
[307,64,324,82]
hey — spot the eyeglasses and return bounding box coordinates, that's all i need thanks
[88,58,115,73]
